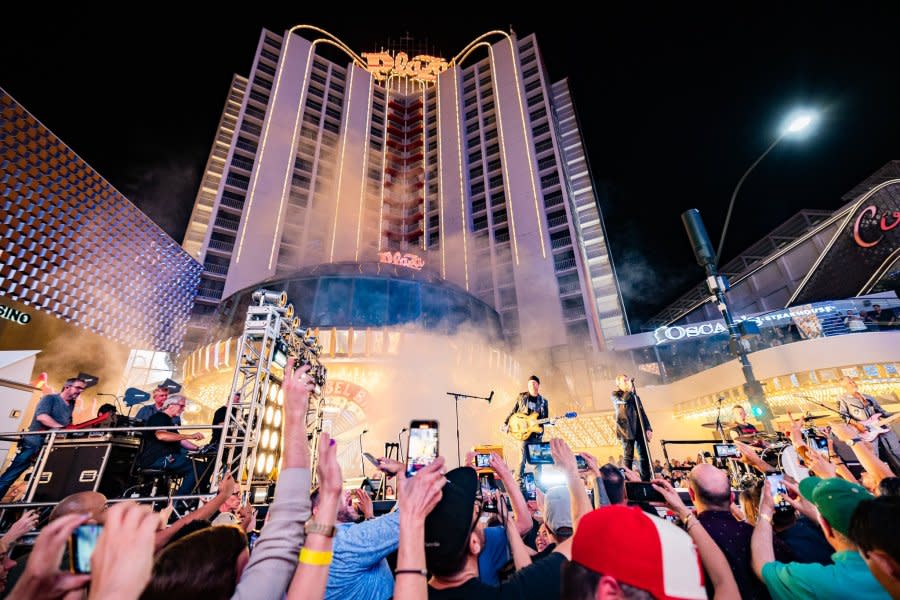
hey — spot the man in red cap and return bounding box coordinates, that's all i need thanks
[562,504,706,600]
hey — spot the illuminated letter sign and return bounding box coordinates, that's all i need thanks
[362,52,450,83]
[853,204,900,248]
[0,304,32,325]
[378,251,425,271]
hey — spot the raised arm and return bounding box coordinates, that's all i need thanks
[490,453,531,536]
[652,478,739,600]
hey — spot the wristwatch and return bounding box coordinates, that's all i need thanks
[304,520,337,537]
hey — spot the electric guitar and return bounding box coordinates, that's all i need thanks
[850,412,900,443]
[506,412,577,441]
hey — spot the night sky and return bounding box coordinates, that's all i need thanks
[3,5,899,329]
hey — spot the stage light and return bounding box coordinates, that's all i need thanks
[265,406,274,425]
[269,431,279,450]
[273,409,282,427]
[256,453,267,473]
[277,389,284,405]
[265,454,275,473]
[261,429,271,448]
[252,486,269,504]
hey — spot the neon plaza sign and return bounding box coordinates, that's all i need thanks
[852,204,900,248]
[378,251,425,271]
[652,305,838,345]
[361,52,450,83]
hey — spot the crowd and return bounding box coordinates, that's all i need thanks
[0,357,896,599]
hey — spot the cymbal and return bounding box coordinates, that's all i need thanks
[701,421,736,429]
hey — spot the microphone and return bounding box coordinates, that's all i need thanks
[487,391,494,404]
[362,429,369,434]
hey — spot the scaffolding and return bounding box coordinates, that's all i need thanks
[210,290,326,495]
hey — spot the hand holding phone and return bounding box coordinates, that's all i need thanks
[69,524,103,573]
[406,420,439,477]
[522,472,537,501]
[766,473,792,513]
[475,453,492,469]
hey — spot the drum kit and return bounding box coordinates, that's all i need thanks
[700,414,831,487]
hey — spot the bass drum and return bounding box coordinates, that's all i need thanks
[759,443,809,481]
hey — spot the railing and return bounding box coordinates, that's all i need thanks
[207,239,234,252]
[203,263,229,275]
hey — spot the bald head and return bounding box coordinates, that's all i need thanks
[49,491,108,524]
[689,464,732,511]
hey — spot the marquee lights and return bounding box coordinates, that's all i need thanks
[362,52,449,84]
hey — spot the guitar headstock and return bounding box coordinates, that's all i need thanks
[565,411,577,419]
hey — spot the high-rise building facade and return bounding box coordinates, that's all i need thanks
[182,27,627,354]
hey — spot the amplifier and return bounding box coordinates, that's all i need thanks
[31,441,138,502]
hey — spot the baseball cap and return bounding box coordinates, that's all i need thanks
[798,476,873,536]
[424,467,478,574]
[543,486,573,536]
[572,505,705,600]
[528,375,540,384]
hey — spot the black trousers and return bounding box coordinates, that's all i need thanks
[518,433,543,481]
[621,435,651,481]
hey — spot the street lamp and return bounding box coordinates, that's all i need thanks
[715,109,819,265]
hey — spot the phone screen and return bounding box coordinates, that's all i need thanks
[406,421,438,477]
[522,472,537,501]
[714,443,741,458]
[475,453,491,468]
[813,437,829,457]
[575,455,588,470]
[363,452,380,468]
[625,482,666,504]
[766,473,792,512]
[525,442,554,465]
[69,524,103,573]
[480,473,497,512]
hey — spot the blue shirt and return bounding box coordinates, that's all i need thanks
[478,526,510,585]
[26,394,74,448]
[136,403,181,426]
[761,550,890,599]
[324,511,399,600]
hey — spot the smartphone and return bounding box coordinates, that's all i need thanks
[475,453,492,468]
[575,454,588,470]
[362,452,381,468]
[522,472,537,501]
[766,473,792,512]
[525,442,554,465]
[625,482,666,504]
[247,530,261,552]
[69,524,103,573]
[479,473,498,513]
[713,443,741,458]
[406,420,439,477]
[812,437,829,458]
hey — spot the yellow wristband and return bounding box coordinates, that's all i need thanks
[299,548,333,566]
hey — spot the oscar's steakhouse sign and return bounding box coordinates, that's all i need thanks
[853,204,900,248]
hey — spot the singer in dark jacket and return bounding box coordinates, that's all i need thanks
[612,374,653,481]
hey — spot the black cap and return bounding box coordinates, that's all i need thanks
[528,375,540,385]
[157,378,182,393]
[425,467,478,574]
[75,373,99,389]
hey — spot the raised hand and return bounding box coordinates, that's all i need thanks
[316,432,343,499]
[352,488,375,520]
[549,438,578,474]
[7,513,90,600]
[651,478,691,520]
[398,457,446,521]
[88,502,159,600]
[283,358,315,419]
[3,509,39,544]
[578,452,601,477]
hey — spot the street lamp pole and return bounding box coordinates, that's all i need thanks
[683,209,774,430]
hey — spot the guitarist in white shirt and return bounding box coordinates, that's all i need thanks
[838,375,900,474]
[502,375,549,481]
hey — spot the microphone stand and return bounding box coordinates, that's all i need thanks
[446,390,493,467]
